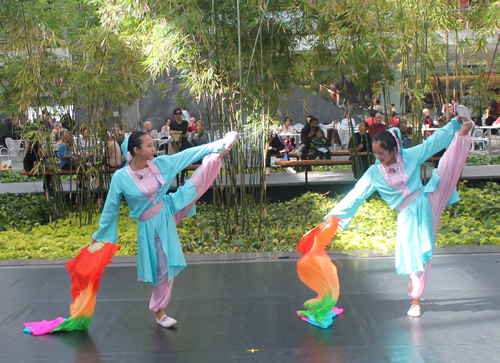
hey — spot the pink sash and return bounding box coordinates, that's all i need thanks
[139,200,164,222]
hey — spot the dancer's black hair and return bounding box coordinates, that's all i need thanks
[373,130,398,152]
[128,131,148,156]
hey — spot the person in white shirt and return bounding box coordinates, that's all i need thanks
[144,121,158,138]
[340,112,355,127]
[279,117,294,134]
[161,118,171,134]
[180,107,191,122]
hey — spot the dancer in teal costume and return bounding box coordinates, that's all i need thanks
[325,106,473,317]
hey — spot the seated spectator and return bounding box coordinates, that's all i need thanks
[107,134,123,168]
[24,140,41,172]
[171,108,193,184]
[58,130,75,170]
[367,113,385,137]
[402,127,413,149]
[298,117,320,161]
[113,125,124,146]
[282,134,296,154]
[265,132,296,174]
[365,110,377,125]
[422,108,433,128]
[340,112,355,127]
[372,98,382,112]
[24,138,52,191]
[310,128,331,160]
[399,117,409,139]
[144,121,158,138]
[188,120,210,147]
[437,117,446,128]
[161,118,171,134]
[79,127,95,158]
[279,117,294,134]
[180,106,191,122]
[485,107,498,135]
[388,111,399,127]
[349,120,372,179]
[51,122,65,143]
[188,117,196,133]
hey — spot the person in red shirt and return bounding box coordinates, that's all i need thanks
[367,113,386,137]
[187,117,196,133]
[388,111,399,128]
[365,110,377,126]
[422,108,433,128]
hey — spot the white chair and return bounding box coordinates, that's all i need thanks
[5,137,24,165]
[293,124,304,133]
[483,130,500,152]
[337,127,350,150]
[470,128,487,151]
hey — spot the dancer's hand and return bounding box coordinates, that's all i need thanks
[218,144,232,158]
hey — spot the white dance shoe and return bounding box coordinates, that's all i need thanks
[407,305,421,318]
[156,315,177,328]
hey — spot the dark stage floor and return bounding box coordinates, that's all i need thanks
[2,250,500,363]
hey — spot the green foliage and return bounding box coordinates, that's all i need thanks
[465,154,500,166]
[0,172,43,183]
[0,193,55,232]
[2,184,500,259]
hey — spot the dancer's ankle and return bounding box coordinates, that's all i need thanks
[155,309,165,319]
[412,298,420,306]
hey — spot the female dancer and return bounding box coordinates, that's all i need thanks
[324,105,473,317]
[91,130,239,327]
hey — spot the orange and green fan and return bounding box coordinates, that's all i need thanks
[296,216,343,328]
[23,242,120,335]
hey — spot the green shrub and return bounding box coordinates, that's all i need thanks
[0,171,43,183]
[465,154,500,166]
[0,193,55,232]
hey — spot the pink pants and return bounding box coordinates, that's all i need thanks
[149,154,222,312]
[408,132,471,299]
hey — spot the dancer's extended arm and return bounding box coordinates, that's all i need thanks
[324,167,376,230]
[154,141,223,176]
[91,176,123,243]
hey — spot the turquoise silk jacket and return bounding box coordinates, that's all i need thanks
[325,119,463,275]
[92,141,223,285]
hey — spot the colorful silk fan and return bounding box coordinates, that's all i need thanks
[296,216,343,328]
[23,242,120,335]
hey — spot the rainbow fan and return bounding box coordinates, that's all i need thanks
[23,242,120,335]
[296,216,343,328]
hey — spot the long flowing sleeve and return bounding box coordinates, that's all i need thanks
[154,141,223,176]
[324,167,376,230]
[91,175,123,243]
[406,118,462,164]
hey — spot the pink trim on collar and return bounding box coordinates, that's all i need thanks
[378,151,411,198]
